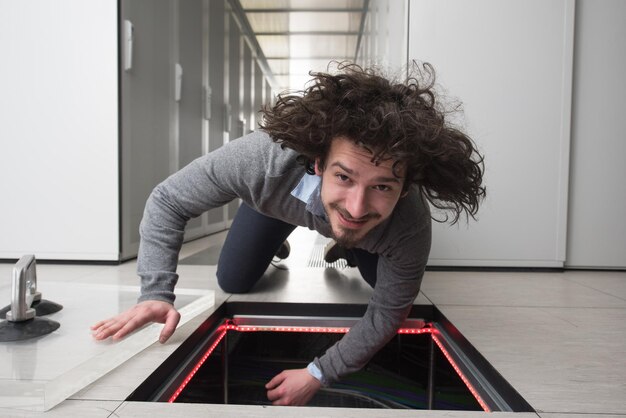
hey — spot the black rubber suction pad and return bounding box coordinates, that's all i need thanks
[0,299,63,319]
[0,317,60,342]
[30,299,63,316]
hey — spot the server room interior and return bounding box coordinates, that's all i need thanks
[1,1,625,418]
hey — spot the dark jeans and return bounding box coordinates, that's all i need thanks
[216,203,379,293]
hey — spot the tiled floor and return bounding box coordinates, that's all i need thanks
[421,269,626,414]
[1,227,625,417]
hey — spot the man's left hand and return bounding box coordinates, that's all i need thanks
[265,368,322,406]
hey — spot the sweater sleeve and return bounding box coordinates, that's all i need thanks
[137,131,277,304]
[313,210,431,383]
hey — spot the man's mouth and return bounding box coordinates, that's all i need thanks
[331,205,379,229]
[337,212,369,229]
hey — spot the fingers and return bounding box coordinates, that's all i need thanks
[111,314,150,340]
[265,368,322,406]
[91,315,133,341]
[266,372,286,402]
[159,309,181,343]
[90,320,107,330]
[265,371,285,391]
[91,317,124,340]
[91,301,179,342]
[266,386,282,403]
[92,308,144,340]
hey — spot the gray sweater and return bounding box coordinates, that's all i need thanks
[137,130,432,383]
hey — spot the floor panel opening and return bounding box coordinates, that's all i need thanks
[128,303,533,413]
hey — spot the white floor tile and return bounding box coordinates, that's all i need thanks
[564,270,626,301]
[114,401,537,418]
[539,414,626,418]
[421,271,626,308]
[0,400,120,418]
[437,305,626,414]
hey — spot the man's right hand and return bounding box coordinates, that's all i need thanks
[90,300,181,343]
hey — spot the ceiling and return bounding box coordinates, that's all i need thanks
[234,0,369,92]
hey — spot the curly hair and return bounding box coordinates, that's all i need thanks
[259,62,486,224]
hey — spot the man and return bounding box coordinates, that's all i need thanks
[92,62,485,406]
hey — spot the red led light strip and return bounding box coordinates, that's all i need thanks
[431,331,491,412]
[225,324,432,335]
[168,323,490,412]
[167,328,227,403]
[225,324,350,333]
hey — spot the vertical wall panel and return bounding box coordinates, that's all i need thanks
[566,0,626,268]
[207,0,229,228]
[178,0,204,169]
[356,0,408,72]
[228,15,242,142]
[178,0,206,237]
[0,0,119,260]
[120,0,174,259]
[242,43,253,135]
[408,0,574,267]
[253,61,264,130]
[265,82,273,108]
[227,13,243,222]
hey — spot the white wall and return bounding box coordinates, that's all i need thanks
[0,1,119,260]
[409,0,574,267]
[357,0,408,73]
[566,0,626,268]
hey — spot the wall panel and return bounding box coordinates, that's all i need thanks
[408,0,574,267]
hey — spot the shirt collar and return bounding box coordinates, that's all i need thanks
[291,173,327,219]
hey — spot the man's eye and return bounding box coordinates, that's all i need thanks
[336,174,349,182]
[374,185,391,191]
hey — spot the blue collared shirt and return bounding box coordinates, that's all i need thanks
[290,173,327,219]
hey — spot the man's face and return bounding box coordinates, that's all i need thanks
[315,137,406,248]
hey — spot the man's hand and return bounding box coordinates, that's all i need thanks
[90,300,181,343]
[265,368,322,406]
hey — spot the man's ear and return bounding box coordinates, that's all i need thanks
[314,159,323,176]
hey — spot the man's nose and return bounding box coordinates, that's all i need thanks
[345,187,369,219]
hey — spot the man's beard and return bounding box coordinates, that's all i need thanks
[332,227,360,249]
[327,202,381,249]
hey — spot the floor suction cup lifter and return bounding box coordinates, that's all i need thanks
[0,255,62,342]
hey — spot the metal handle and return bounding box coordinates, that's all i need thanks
[6,254,41,322]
